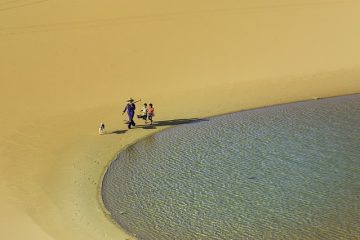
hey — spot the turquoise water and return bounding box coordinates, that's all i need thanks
[102,95,360,240]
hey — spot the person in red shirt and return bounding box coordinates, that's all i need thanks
[147,103,155,125]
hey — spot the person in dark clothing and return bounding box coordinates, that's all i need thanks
[123,98,136,129]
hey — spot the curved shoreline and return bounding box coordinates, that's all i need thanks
[0,85,358,240]
[100,93,360,239]
[1,2,360,238]
[98,93,359,239]
[97,120,205,238]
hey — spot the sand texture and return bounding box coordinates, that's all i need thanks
[1,1,360,239]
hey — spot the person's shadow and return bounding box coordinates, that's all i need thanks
[111,118,208,133]
[136,118,208,129]
[111,130,128,134]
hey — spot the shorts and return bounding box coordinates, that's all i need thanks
[137,115,147,120]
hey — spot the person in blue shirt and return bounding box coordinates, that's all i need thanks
[123,98,137,129]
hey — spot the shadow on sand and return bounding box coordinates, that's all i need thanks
[111,130,128,134]
[136,118,209,130]
[112,118,208,133]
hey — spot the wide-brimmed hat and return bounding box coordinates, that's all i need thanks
[127,98,134,102]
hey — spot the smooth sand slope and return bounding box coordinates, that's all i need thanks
[1,1,360,239]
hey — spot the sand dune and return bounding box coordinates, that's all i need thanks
[1,1,360,239]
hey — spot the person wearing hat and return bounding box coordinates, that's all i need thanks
[122,98,137,129]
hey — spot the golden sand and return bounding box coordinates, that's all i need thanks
[1,1,360,239]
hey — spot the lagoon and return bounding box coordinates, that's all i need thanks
[102,95,360,240]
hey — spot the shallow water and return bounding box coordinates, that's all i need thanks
[102,94,360,240]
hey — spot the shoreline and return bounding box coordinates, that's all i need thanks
[0,69,359,240]
[1,1,360,239]
[98,92,359,239]
[100,93,360,240]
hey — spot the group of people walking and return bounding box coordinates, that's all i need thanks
[122,98,155,129]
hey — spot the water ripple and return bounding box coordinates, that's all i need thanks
[102,95,360,240]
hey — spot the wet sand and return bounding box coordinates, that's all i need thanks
[1,1,360,239]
